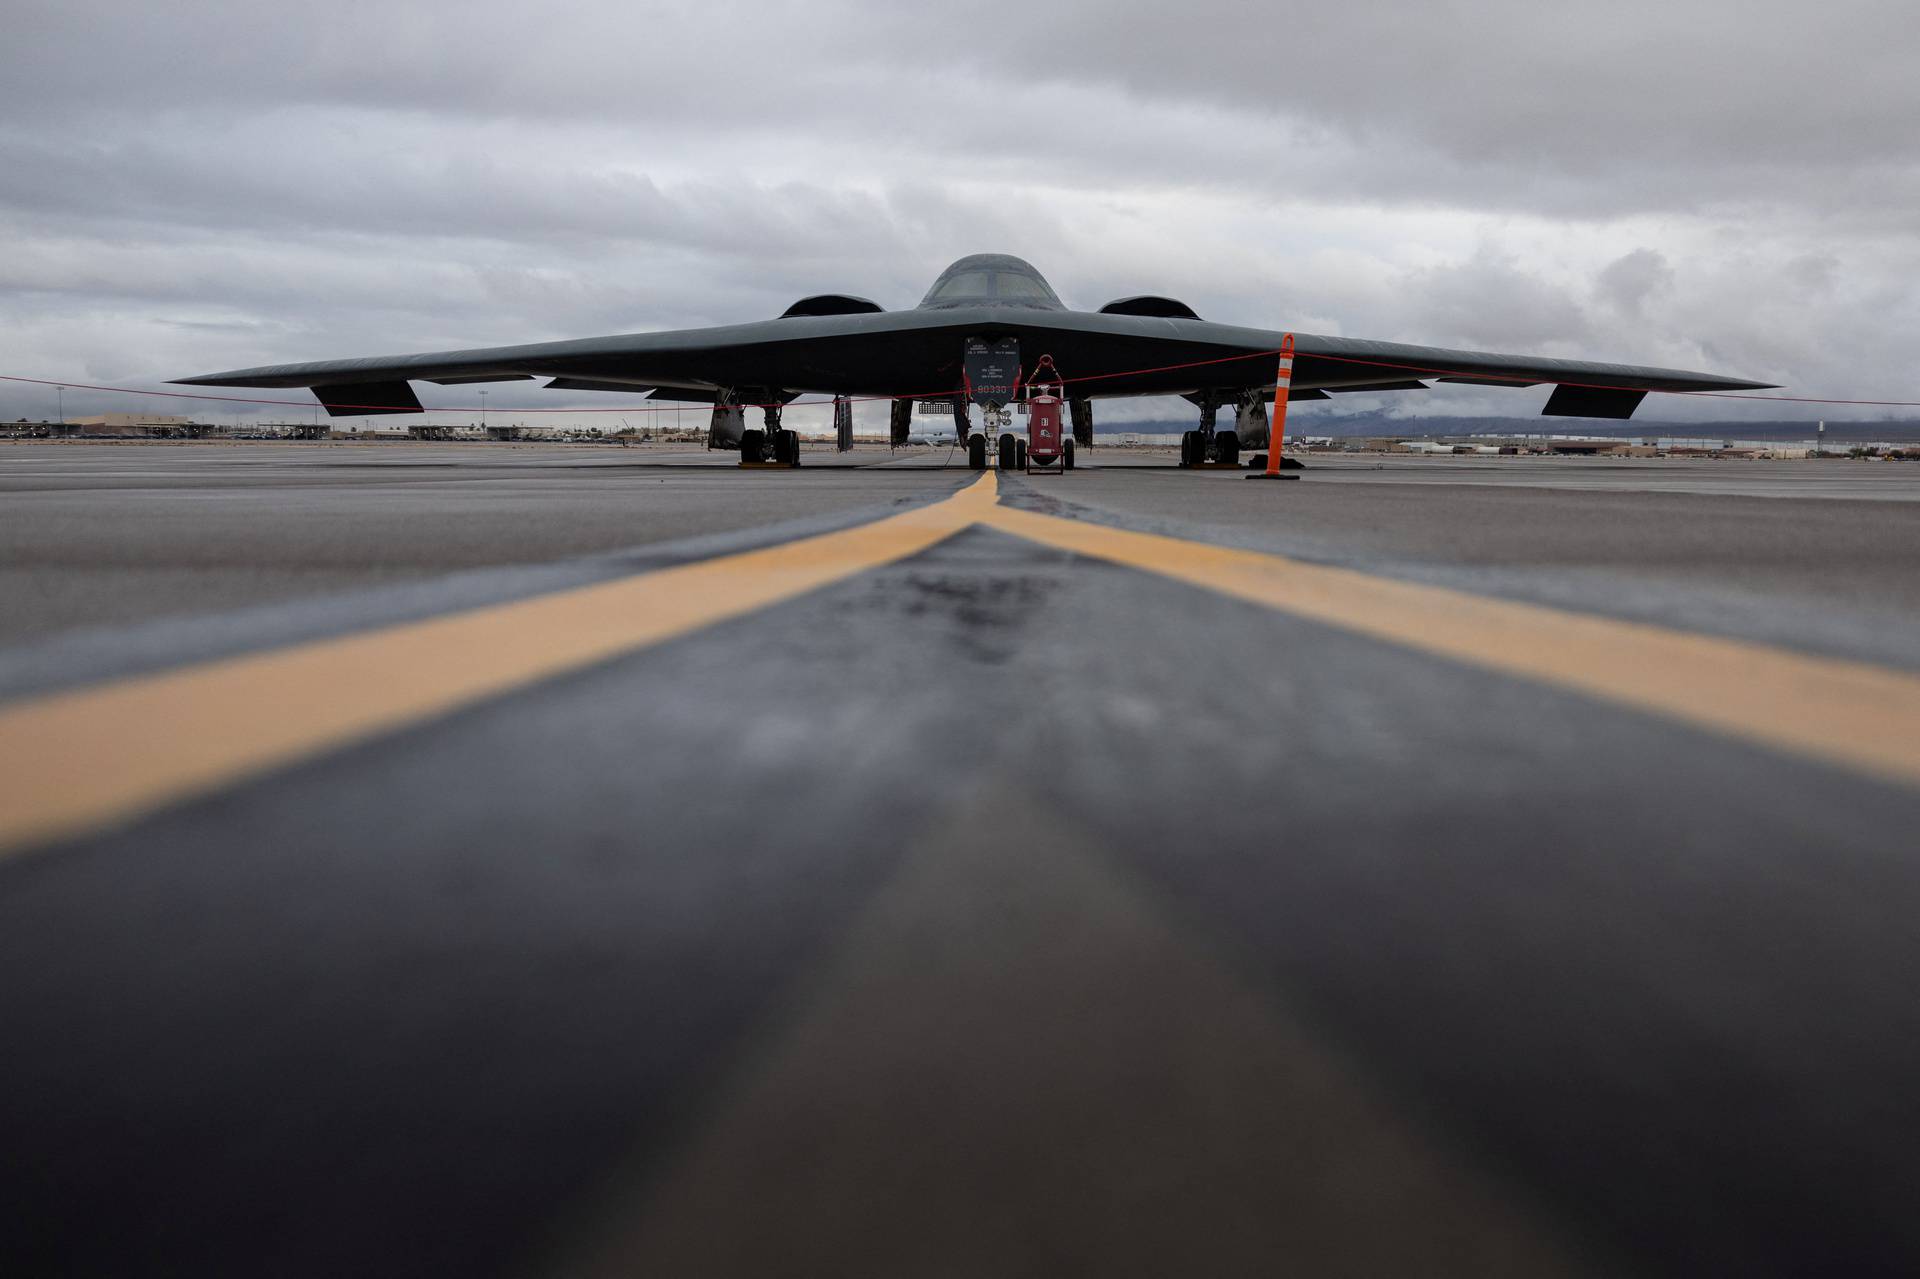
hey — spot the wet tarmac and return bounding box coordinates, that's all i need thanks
[2,441,1918,1276]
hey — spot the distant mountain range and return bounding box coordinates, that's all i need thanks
[1094,415,1920,443]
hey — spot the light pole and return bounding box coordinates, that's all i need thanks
[479,389,487,436]
[56,384,64,430]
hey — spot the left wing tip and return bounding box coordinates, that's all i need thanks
[171,369,274,387]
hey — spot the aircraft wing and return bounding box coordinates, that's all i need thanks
[175,307,1773,419]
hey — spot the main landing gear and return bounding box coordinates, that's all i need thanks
[1180,428,1239,466]
[740,399,799,467]
[740,427,799,465]
[1178,390,1254,467]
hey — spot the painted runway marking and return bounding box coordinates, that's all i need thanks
[6,463,1920,859]
[0,475,997,856]
[985,501,1920,790]
[561,799,1592,1278]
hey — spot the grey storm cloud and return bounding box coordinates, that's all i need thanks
[1597,250,1675,318]
[4,0,1919,426]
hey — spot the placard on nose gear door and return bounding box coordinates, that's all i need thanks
[963,337,1019,406]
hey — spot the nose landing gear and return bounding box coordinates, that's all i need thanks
[964,404,1022,472]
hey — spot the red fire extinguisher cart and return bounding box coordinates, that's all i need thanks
[1021,356,1074,473]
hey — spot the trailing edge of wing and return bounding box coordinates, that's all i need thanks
[1183,389,1333,405]
[642,387,802,404]
[1324,380,1429,393]
[1543,385,1648,419]
[315,381,422,417]
[545,377,662,393]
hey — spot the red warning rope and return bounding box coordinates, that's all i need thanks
[3,349,1917,416]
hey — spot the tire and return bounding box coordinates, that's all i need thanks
[740,428,766,463]
[776,428,799,465]
[998,434,1016,470]
[1016,440,1028,471]
[968,434,987,470]
[1214,430,1239,466]
[1064,438,1075,470]
[1179,430,1197,466]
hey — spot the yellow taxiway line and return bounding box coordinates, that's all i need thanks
[0,474,998,856]
[4,464,1919,859]
[985,502,1920,791]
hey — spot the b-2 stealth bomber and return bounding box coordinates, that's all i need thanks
[177,253,1773,467]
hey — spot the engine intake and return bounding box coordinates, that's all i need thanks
[1098,295,1201,320]
[779,294,885,318]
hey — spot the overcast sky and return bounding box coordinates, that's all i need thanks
[5,0,1918,428]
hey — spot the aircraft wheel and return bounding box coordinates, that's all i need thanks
[998,434,1016,470]
[968,435,987,470]
[1016,440,1027,470]
[1179,430,1198,466]
[775,428,799,465]
[1063,438,1075,470]
[1215,430,1239,466]
[740,428,766,463]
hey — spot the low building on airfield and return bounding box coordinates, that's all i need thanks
[66,413,210,438]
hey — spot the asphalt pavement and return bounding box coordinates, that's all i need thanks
[3,441,1918,1277]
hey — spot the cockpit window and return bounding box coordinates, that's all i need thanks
[993,273,1056,300]
[925,270,1060,305]
[928,271,996,301]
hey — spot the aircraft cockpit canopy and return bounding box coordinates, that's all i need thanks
[918,254,1066,310]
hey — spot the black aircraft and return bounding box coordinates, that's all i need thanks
[176,253,1773,468]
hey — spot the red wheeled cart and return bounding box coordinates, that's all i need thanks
[1024,391,1074,472]
[1018,355,1074,474]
